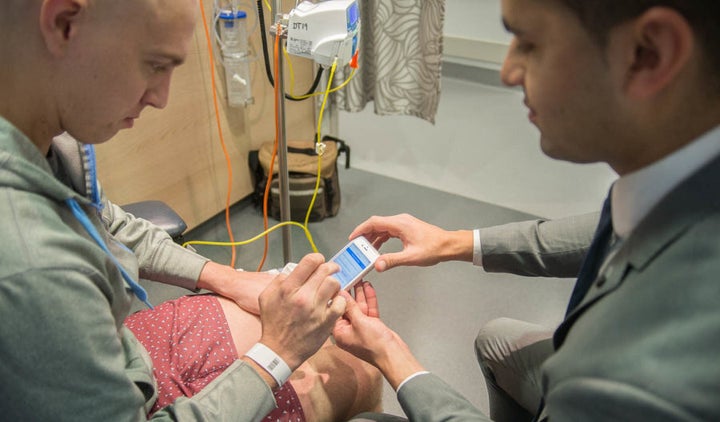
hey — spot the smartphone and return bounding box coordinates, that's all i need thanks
[329,236,380,291]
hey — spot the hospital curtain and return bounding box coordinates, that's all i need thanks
[335,0,446,124]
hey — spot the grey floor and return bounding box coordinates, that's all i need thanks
[140,166,574,419]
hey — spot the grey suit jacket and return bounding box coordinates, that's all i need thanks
[386,154,720,421]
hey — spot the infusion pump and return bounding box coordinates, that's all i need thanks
[286,0,360,67]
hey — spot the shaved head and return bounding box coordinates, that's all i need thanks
[0,0,198,152]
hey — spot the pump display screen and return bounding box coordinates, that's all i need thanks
[347,2,359,31]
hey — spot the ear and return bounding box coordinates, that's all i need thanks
[39,0,86,57]
[623,7,694,100]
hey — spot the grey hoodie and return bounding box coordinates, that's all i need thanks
[0,117,277,421]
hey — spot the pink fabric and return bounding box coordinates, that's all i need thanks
[125,294,305,421]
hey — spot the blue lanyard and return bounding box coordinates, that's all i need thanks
[83,144,102,209]
[67,145,153,309]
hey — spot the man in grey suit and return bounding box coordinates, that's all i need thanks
[330,0,720,421]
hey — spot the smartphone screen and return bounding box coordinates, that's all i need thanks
[331,241,375,290]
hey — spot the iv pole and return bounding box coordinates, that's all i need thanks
[272,0,293,264]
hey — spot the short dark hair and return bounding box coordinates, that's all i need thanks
[556,1,720,89]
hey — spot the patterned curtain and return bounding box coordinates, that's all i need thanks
[335,0,445,124]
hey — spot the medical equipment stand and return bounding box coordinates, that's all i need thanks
[272,0,293,264]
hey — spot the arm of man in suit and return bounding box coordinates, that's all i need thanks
[350,212,598,278]
[480,212,599,278]
[334,283,492,422]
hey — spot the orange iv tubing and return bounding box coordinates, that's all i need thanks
[189,1,351,269]
[198,0,238,267]
[256,23,283,271]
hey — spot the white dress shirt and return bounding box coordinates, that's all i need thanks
[612,125,720,240]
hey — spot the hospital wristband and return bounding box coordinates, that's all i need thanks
[244,343,293,386]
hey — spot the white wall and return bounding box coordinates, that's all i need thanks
[442,0,512,69]
[337,0,617,219]
[444,0,510,43]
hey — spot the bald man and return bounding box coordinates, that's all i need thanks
[0,1,380,420]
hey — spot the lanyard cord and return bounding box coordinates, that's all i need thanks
[65,145,153,309]
[82,144,102,209]
[66,198,153,309]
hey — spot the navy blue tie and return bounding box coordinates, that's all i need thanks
[541,195,613,421]
[564,194,613,316]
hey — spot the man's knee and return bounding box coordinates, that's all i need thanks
[475,319,553,419]
[293,344,383,421]
[475,318,555,377]
[475,317,520,370]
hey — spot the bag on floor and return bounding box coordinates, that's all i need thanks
[248,135,350,222]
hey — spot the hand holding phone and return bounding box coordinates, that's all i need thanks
[280,236,380,291]
[328,236,380,290]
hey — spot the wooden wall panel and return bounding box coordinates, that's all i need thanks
[96,0,316,229]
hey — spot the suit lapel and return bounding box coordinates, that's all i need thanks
[625,159,720,272]
[554,154,720,348]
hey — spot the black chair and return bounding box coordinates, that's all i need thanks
[121,200,187,243]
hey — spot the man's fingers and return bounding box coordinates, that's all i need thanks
[317,275,341,306]
[352,282,368,315]
[281,253,325,288]
[362,282,380,318]
[283,254,342,297]
[351,281,378,317]
[338,290,364,322]
[376,251,406,272]
[327,293,347,320]
[372,234,389,251]
[353,282,366,302]
[349,216,399,241]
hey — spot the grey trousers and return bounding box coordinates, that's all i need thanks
[475,318,555,422]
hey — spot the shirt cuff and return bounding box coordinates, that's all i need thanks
[472,229,483,267]
[396,371,431,392]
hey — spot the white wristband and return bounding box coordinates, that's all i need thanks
[244,343,292,386]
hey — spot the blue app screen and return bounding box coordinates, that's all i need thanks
[332,244,371,289]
